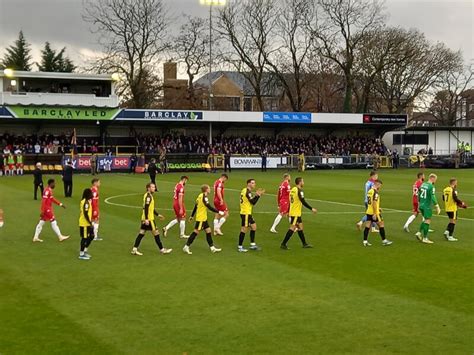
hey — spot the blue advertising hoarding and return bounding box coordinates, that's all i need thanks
[263,112,311,123]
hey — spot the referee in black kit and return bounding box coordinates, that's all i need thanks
[33,162,44,200]
[62,160,74,197]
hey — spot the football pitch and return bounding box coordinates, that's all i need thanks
[0,169,473,354]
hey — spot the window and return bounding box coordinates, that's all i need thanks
[393,134,429,145]
[244,97,252,111]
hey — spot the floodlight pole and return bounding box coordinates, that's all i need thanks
[209,3,213,112]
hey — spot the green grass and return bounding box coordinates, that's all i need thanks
[0,169,473,354]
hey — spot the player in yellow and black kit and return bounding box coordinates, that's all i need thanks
[78,188,94,260]
[238,179,265,252]
[443,178,467,242]
[363,180,392,247]
[280,177,317,250]
[131,183,172,256]
[183,185,224,255]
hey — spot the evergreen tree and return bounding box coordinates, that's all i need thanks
[1,31,33,71]
[37,42,76,72]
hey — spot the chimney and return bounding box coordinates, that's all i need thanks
[163,62,177,81]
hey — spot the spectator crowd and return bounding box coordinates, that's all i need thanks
[2,132,388,162]
[137,133,388,156]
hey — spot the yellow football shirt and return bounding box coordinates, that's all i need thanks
[79,198,92,227]
[195,193,210,222]
[141,192,155,221]
[240,188,253,215]
[365,188,380,215]
[443,186,458,212]
[289,187,303,217]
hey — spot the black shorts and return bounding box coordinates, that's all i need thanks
[79,226,93,239]
[366,214,382,223]
[241,214,255,227]
[446,211,457,220]
[140,220,157,231]
[289,216,303,225]
[194,221,210,231]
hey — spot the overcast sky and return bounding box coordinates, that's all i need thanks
[0,0,472,72]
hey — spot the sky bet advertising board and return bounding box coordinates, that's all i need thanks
[63,156,130,170]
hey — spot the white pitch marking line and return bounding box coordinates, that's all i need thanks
[104,192,472,220]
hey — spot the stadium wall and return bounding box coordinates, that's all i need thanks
[383,129,474,155]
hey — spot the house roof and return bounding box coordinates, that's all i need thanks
[0,70,114,81]
[411,112,438,121]
[195,71,282,97]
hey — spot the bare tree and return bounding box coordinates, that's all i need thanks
[428,64,473,125]
[372,29,462,113]
[172,15,211,106]
[217,0,278,110]
[265,0,316,111]
[353,27,412,112]
[83,0,169,108]
[312,0,386,112]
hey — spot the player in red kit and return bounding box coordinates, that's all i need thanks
[163,176,189,239]
[213,174,229,236]
[403,172,425,232]
[91,178,102,240]
[32,179,69,242]
[270,173,291,233]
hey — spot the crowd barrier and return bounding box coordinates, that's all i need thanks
[14,151,472,173]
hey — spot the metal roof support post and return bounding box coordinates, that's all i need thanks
[209,122,213,146]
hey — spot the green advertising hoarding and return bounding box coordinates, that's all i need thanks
[7,106,120,120]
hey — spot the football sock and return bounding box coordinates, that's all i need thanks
[85,235,94,247]
[218,217,226,228]
[179,220,186,236]
[250,230,256,243]
[271,214,282,229]
[379,227,386,240]
[282,229,294,245]
[165,219,178,231]
[361,215,368,222]
[186,232,197,246]
[447,223,455,236]
[213,219,219,230]
[51,220,62,238]
[154,235,163,249]
[80,237,88,251]
[93,222,99,238]
[34,220,45,238]
[363,227,370,241]
[206,233,214,247]
[134,233,145,248]
[238,232,245,246]
[422,223,430,237]
[404,214,416,228]
[297,230,307,245]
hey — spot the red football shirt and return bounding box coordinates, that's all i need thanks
[214,179,225,203]
[41,187,61,213]
[173,182,184,205]
[413,179,423,204]
[91,186,99,212]
[278,181,291,203]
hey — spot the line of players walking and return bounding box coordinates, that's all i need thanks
[355,171,467,246]
[29,170,467,260]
